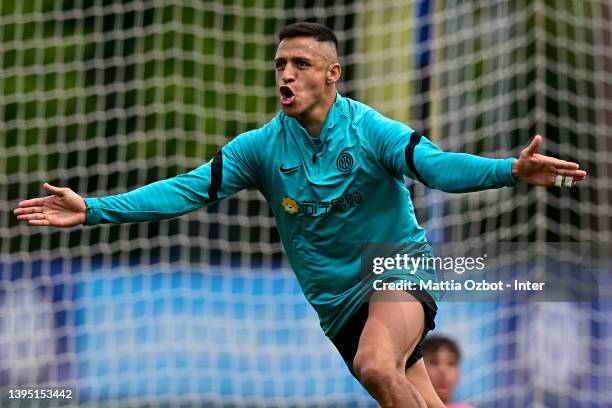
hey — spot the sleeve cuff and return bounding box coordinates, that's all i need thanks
[502,158,520,186]
[83,197,102,225]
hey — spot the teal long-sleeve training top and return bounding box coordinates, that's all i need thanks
[85,93,519,338]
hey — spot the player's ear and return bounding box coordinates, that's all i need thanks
[326,63,341,84]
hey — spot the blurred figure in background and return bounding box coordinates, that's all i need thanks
[422,335,472,408]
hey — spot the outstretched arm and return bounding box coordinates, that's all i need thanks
[15,156,231,227]
[14,129,262,227]
[409,134,586,192]
[361,109,586,192]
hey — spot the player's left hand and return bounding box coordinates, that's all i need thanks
[512,135,587,187]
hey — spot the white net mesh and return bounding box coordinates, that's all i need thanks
[2,1,612,407]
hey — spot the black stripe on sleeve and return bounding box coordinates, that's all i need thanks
[207,150,223,202]
[404,133,429,187]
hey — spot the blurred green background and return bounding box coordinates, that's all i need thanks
[2,1,279,188]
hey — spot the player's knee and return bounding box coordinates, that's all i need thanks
[353,352,398,391]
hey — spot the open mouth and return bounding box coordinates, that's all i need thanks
[279,86,296,106]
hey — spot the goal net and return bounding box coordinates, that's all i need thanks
[2,1,611,407]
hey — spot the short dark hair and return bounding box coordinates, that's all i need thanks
[421,335,462,361]
[278,22,338,51]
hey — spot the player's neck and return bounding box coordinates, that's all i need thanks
[297,89,337,138]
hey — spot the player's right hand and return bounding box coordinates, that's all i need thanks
[13,183,87,227]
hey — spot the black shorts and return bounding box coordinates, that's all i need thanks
[330,289,437,378]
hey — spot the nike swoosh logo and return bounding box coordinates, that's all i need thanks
[280,164,303,173]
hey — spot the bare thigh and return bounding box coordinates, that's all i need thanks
[357,290,425,370]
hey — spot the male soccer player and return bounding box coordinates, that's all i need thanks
[422,335,471,408]
[15,22,586,407]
